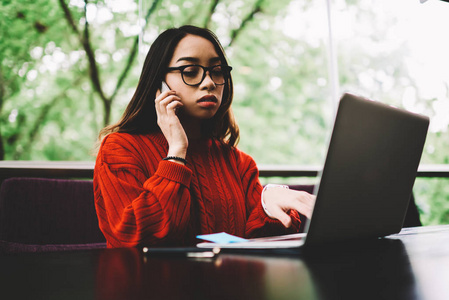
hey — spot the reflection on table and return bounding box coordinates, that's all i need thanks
[1,225,449,300]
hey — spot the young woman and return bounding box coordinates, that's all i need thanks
[94,25,315,248]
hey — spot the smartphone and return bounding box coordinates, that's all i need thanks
[161,81,170,93]
[161,81,182,114]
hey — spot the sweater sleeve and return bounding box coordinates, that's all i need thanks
[236,150,301,238]
[94,134,193,247]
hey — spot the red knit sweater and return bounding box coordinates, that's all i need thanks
[93,132,301,248]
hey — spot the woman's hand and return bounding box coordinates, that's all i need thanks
[262,187,316,228]
[155,90,188,159]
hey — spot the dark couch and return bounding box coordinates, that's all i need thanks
[0,177,106,253]
[0,178,420,253]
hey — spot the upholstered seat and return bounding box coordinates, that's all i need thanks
[0,178,420,253]
[0,177,106,253]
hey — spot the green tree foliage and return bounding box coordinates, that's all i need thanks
[0,0,448,224]
[1,0,332,162]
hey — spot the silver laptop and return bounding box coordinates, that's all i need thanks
[197,93,429,249]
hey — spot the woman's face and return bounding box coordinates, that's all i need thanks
[165,34,225,120]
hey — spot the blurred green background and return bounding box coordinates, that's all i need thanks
[1,0,448,225]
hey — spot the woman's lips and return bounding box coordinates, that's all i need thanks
[197,95,218,108]
[198,95,217,103]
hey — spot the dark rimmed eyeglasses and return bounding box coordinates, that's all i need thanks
[166,64,232,86]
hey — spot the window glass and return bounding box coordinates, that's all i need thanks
[333,0,449,165]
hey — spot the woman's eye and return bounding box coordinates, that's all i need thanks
[183,67,200,77]
[212,68,225,77]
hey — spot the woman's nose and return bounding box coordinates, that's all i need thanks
[200,71,216,90]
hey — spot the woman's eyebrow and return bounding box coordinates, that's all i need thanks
[175,56,222,64]
[176,56,199,63]
[209,57,221,63]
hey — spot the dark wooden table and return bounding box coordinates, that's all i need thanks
[1,225,449,300]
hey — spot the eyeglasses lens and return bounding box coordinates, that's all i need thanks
[182,66,226,86]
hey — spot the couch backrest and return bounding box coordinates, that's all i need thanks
[0,177,106,247]
[0,178,420,253]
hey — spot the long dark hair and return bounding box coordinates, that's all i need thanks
[98,25,239,146]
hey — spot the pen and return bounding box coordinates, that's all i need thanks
[142,247,221,258]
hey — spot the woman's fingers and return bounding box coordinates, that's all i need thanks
[288,191,316,219]
[156,95,183,128]
[263,188,316,227]
[154,90,188,157]
[268,205,293,228]
[155,91,181,114]
[165,98,183,114]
